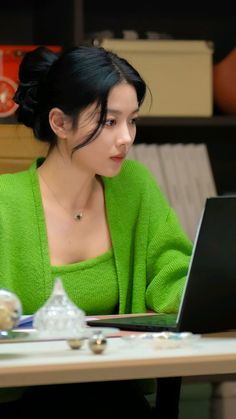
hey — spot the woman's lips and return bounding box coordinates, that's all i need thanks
[111,155,125,163]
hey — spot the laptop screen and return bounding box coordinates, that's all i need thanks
[177,196,236,333]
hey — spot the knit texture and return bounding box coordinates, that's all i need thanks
[0,158,192,315]
[51,248,119,315]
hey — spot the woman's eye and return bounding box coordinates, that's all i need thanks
[130,118,137,125]
[105,119,116,127]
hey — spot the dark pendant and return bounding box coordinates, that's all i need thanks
[74,212,83,221]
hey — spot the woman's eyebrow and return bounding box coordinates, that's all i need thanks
[107,108,139,115]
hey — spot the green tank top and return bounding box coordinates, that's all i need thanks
[51,248,119,315]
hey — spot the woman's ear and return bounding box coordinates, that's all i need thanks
[49,108,67,139]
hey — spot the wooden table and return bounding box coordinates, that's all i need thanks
[1,334,236,388]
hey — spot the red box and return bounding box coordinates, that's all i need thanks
[0,45,62,117]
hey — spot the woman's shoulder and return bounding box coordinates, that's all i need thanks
[115,159,158,189]
[0,167,32,199]
[0,169,28,185]
[119,159,155,180]
[102,159,163,205]
[0,159,38,188]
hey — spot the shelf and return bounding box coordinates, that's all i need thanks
[2,115,236,126]
[135,116,236,144]
[0,0,83,47]
[137,116,236,127]
[0,2,236,196]
[2,115,236,143]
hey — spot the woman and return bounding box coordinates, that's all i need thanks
[0,45,192,417]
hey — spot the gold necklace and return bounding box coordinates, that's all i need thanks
[39,173,84,221]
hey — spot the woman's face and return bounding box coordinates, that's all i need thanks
[66,83,139,177]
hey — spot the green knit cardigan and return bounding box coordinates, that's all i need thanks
[0,158,192,315]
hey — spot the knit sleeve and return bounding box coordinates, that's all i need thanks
[145,182,192,314]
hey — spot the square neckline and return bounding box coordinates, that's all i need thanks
[30,158,113,270]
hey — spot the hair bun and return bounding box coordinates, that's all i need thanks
[14,46,58,128]
[14,80,39,127]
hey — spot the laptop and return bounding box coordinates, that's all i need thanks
[87,196,236,334]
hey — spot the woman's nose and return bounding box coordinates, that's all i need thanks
[116,124,134,146]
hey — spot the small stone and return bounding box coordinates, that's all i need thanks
[88,331,107,354]
[67,338,84,350]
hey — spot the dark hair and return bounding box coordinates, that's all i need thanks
[14,45,146,150]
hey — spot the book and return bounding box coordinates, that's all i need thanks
[158,144,190,237]
[171,144,200,241]
[16,315,34,329]
[126,145,136,160]
[196,143,217,199]
[133,143,149,165]
[183,144,206,238]
[133,144,169,198]
[16,315,99,330]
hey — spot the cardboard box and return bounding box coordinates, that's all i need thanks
[101,39,213,117]
[0,45,61,118]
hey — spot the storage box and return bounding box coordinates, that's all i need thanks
[0,45,62,118]
[101,39,213,117]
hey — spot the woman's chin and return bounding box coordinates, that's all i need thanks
[100,165,123,178]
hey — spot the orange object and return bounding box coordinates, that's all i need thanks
[0,45,62,118]
[213,46,236,115]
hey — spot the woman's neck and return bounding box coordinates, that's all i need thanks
[37,149,99,215]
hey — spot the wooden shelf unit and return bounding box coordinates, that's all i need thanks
[1,1,236,194]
